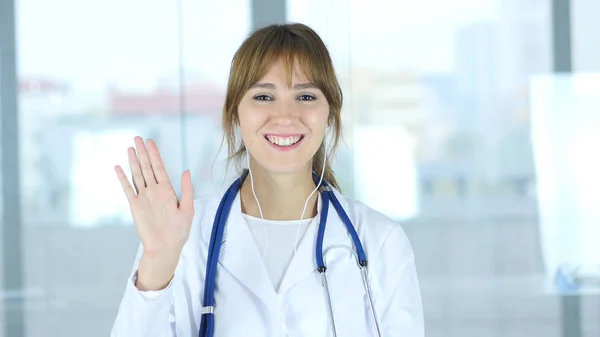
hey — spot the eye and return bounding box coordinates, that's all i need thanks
[298,94,316,101]
[253,94,273,101]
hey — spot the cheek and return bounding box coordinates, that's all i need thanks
[238,108,267,145]
[238,101,263,128]
[302,106,329,132]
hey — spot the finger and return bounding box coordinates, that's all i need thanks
[179,170,195,214]
[132,177,140,195]
[146,139,170,184]
[135,136,157,186]
[128,146,146,191]
[114,165,136,200]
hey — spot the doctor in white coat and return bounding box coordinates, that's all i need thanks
[110,23,424,337]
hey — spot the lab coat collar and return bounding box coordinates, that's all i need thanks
[215,185,351,311]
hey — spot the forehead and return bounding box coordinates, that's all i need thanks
[257,58,312,86]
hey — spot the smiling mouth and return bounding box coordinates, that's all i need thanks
[264,134,305,147]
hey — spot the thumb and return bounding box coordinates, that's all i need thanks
[180,170,194,213]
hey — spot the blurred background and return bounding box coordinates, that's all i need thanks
[1,0,600,336]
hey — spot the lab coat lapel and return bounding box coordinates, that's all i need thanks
[217,192,278,312]
[278,189,350,294]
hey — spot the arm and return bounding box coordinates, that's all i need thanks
[110,137,195,336]
[377,225,425,336]
[110,244,177,337]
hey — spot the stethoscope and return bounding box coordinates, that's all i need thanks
[198,169,382,337]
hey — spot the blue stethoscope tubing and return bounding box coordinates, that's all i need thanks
[198,169,382,337]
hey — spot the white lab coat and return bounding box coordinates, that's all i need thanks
[110,186,424,337]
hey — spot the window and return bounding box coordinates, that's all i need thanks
[7,0,251,335]
[2,0,598,335]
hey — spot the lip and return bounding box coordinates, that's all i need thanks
[263,134,305,152]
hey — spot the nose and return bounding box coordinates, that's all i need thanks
[270,99,299,126]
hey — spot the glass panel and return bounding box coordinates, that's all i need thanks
[8,0,596,335]
[572,0,600,72]
[14,0,250,336]
[16,0,181,334]
[180,0,251,196]
[285,0,595,336]
[0,2,22,334]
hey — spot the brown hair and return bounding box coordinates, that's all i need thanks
[221,23,343,190]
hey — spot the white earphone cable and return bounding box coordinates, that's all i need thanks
[248,154,267,261]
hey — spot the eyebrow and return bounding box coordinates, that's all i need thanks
[250,82,318,90]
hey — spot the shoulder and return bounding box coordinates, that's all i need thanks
[335,192,415,263]
[193,194,222,216]
[341,194,398,229]
[190,194,223,234]
[190,177,242,219]
[336,192,404,239]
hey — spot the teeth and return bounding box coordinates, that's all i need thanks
[266,135,301,146]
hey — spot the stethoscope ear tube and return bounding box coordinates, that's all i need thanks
[198,185,229,337]
[199,171,248,337]
[315,190,330,271]
[328,192,368,266]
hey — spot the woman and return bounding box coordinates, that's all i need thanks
[110,23,424,337]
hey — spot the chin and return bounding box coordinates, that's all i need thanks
[259,158,311,175]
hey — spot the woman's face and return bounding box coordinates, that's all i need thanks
[237,59,329,175]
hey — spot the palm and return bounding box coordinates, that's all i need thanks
[115,137,195,255]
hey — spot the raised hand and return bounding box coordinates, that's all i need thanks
[114,136,194,290]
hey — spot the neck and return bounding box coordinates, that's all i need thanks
[240,158,318,221]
